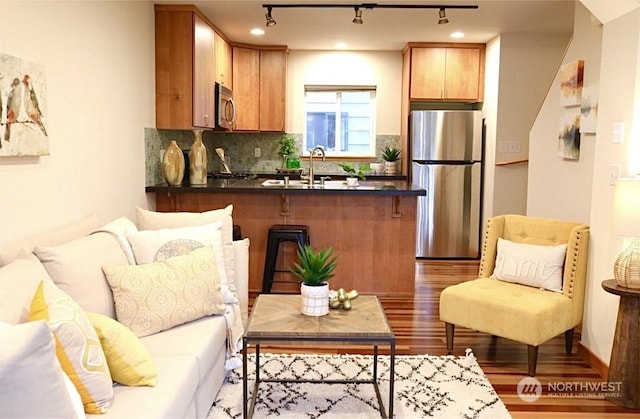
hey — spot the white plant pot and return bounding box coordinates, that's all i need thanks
[346,177,358,186]
[300,282,329,316]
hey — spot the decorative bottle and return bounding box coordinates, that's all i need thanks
[189,130,207,185]
[162,140,185,186]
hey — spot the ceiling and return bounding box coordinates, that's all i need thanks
[154,0,577,50]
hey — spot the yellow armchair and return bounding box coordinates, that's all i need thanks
[439,214,590,376]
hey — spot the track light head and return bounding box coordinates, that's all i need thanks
[352,7,363,24]
[438,8,449,25]
[265,7,276,27]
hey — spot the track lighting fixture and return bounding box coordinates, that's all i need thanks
[265,6,276,27]
[262,3,477,26]
[352,7,363,24]
[438,8,449,25]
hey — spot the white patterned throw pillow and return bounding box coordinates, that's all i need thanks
[491,238,567,292]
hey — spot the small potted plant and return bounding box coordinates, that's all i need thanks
[290,244,337,316]
[338,162,368,185]
[381,146,401,175]
[277,135,299,169]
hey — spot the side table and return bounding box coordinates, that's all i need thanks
[601,279,640,409]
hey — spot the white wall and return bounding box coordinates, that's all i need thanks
[286,50,402,135]
[583,8,640,365]
[0,1,155,244]
[528,4,600,224]
[491,33,570,217]
[528,2,640,365]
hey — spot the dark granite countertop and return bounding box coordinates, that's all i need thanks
[146,175,425,197]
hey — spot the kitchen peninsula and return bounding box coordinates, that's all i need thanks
[146,178,425,296]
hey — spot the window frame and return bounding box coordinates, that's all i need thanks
[302,85,377,158]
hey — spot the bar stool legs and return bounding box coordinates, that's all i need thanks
[262,225,310,293]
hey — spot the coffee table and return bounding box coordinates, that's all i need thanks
[242,294,396,418]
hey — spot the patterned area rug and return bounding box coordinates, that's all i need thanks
[208,351,511,418]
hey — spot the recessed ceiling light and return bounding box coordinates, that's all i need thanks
[334,42,348,49]
[450,31,465,39]
[250,28,265,36]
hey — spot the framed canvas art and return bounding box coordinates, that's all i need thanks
[558,111,581,160]
[560,59,584,107]
[0,53,49,156]
[580,85,599,134]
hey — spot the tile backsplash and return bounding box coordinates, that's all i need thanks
[145,128,400,186]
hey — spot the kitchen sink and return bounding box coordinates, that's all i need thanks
[260,179,308,187]
[260,179,373,189]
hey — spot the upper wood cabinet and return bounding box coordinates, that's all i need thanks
[232,46,287,132]
[214,33,232,87]
[405,43,485,102]
[155,5,216,129]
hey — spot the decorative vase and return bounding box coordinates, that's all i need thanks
[189,130,207,185]
[384,160,399,175]
[346,177,358,186]
[162,140,185,186]
[300,282,329,316]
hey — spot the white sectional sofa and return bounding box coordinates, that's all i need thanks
[0,207,249,419]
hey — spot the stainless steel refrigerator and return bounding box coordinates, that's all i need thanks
[411,110,484,258]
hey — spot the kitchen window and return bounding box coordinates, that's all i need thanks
[303,86,376,157]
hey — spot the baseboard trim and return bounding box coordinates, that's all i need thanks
[578,341,608,380]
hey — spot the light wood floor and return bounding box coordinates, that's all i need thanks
[251,259,638,418]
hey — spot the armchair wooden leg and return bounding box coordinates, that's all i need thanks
[527,345,538,377]
[565,328,575,354]
[445,322,454,354]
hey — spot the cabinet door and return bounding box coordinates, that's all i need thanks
[259,50,287,132]
[232,47,260,131]
[193,14,215,128]
[155,9,193,129]
[214,33,232,87]
[444,48,481,100]
[410,48,446,100]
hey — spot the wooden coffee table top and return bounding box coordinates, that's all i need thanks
[245,294,394,340]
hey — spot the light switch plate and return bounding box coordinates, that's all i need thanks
[609,164,621,185]
[612,122,624,144]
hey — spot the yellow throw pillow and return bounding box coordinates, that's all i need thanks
[102,246,227,338]
[87,312,158,387]
[29,280,113,414]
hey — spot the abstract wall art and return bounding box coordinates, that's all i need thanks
[580,85,599,134]
[0,53,49,156]
[558,111,581,160]
[560,59,584,107]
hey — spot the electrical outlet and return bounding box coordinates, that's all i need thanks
[498,141,521,153]
[254,147,261,158]
[609,164,621,186]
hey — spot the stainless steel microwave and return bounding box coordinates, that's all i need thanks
[215,83,235,130]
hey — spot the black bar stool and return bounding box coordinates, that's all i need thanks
[262,225,310,293]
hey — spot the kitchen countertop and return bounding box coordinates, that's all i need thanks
[146,176,425,197]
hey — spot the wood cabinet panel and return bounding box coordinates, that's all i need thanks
[153,192,416,296]
[408,44,484,102]
[232,47,260,131]
[193,14,215,128]
[259,50,287,132]
[155,5,216,129]
[214,33,232,87]
[232,46,287,132]
[444,48,482,100]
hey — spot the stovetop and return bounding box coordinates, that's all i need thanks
[207,172,257,180]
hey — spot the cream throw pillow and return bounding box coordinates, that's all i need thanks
[491,238,567,292]
[135,205,236,293]
[34,231,130,318]
[125,222,237,304]
[87,312,157,387]
[0,254,53,324]
[103,246,227,338]
[0,321,85,419]
[29,281,113,414]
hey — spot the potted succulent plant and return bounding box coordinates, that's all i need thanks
[337,162,368,185]
[277,135,299,169]
[290,244,337,316]
[381,146,401,175]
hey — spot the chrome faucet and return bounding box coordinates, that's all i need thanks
[307,145,326,185]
